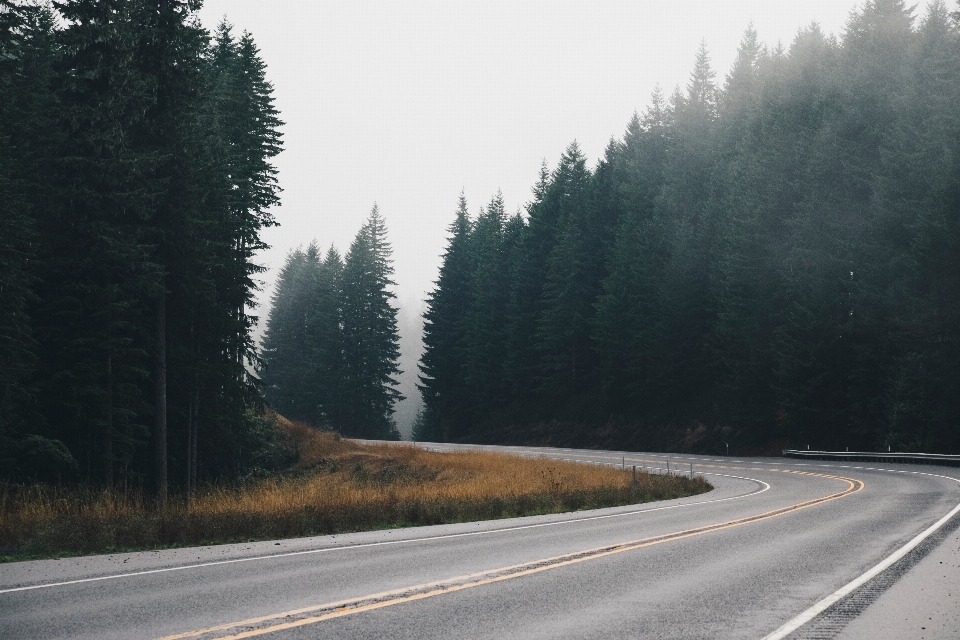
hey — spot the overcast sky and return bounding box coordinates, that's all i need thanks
[197,0,896,315]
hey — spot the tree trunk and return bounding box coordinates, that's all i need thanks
[186,395,193,495]
[154,291,167,501]
[191,388,199,491]
[186,319,195,496]
[104,353,113,487]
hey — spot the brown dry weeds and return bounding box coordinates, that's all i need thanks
[0,417,711,559]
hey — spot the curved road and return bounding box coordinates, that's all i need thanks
[2,445,959,639]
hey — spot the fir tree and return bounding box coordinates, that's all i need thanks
[536,142,598,392]
[340,205,402,439]
[419,194,474,440]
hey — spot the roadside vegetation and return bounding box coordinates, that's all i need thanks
[0,414,710,561]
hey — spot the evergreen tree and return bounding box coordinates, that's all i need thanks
[309,246,345,429]
[418,10,960,454]
[419,194,474,440]
[594,95,670,410]
[707,26,783,437]
[502,163,550,398]
[462,192,510,416]
[189,21,282,483]
[0,3,285,486]
[536,143,599,392]
[33,0,164,485]
[0,2,50,473]
[261,246,319,422]
[340,205,402,439]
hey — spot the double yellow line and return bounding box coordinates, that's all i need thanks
[158,470,862,640]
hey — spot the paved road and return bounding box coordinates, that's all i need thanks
[2,445,959,639]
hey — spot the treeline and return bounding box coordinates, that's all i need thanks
[418,1,960,453]
[260,206,403,440]
[0,1,281,489]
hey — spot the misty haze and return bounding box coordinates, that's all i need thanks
[3,1,960,639]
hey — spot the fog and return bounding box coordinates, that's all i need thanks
[196,0,894,436]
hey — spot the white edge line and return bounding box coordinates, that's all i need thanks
[0,471,768,595]
[761,467,960,640]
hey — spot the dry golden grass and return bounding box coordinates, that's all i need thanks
[0,416,711,559]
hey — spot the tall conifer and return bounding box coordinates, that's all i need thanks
[340,205,402,439]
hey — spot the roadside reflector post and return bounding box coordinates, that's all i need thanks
[631,465,636,499]
[667,461,670,475]
[690,462,693,479]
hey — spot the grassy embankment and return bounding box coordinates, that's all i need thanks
[0,415,711,561]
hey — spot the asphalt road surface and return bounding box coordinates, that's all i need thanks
[3,445,959,639]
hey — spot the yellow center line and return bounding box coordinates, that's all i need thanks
[157,470,863,640]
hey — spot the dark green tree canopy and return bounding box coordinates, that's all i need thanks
[263,206,403,440]
[0,1,283,487]
[418,1,960,454]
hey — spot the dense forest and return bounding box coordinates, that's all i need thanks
[260,206,403,441]
[0,1,282,489]
[417,1,960,454]
[4,0,959,492]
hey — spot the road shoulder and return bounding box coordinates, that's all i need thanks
[834,523,960,640]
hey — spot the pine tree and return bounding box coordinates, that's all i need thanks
[261,247,319,422]
[873,0,960,451]
[145,0,230,496]
[0,1,49,473]
[706,25,784,438]
[340,205,402,439]
[536,143,598,393]
[0,2,292,485]
[462,192,510,416]
[686,40,719,120]
[309,246,345,429]
[419,194,474,440]
[31,0,165,485]
[190,21,282,482]
[594,95,671,410]
[502,164,549,398]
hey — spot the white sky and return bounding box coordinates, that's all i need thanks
[195,0,926,433]
[196,0,889,313]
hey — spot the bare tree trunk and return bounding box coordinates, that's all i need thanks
[104,353,113,487]
[191,388,199,491]
[186,319,194,497]
[154,291,167,502]
[186,396,193,496]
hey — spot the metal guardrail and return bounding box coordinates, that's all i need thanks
[783,449,960,467]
